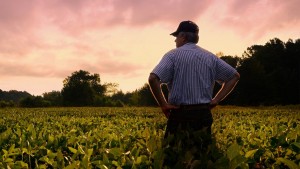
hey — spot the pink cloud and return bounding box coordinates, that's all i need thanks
[33,0,212,35]
[0,0,299,82]
[109,0,211,25]
[213,0,300,39]
[0,1,37,27]
[0,60,55,77]
[0,0,212,58]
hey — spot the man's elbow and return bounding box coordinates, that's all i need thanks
[148,73,159,84]
[232,72,240,83]
[235,72,240,80]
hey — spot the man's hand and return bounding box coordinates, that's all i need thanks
[209,98,219,109]
[161,104,179,119]
[148,73,180,118]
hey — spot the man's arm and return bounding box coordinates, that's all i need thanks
[148,73,179,118]
[210,72,240,108]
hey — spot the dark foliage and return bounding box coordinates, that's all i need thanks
[0,90,31,103]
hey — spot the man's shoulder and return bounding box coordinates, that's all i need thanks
[196,46,215,56]
[164,49,177,57]
[165,44,217,59]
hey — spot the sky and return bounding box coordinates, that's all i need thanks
[0,0,299,96]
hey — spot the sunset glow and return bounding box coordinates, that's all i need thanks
[0,0,299,95]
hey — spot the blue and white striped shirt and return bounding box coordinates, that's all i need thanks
[151,43,237,105]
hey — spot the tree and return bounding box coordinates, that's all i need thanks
[61,70,106,106]
[111,90,131,106]
[220,55,241,69]
[104,83,119,96]
[236,38,300,105]
[19,96,51,107]
[138,83,161,106]
[0,100,14,108]
[0,89,32,104]
[43,91,62,106]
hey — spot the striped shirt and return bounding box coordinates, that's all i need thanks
[151,43,237,105]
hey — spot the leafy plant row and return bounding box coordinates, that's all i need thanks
[0,107,299,168]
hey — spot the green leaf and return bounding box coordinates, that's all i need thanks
[152,149,164,169]
[135,155,148,165]
[68,147,78,154]
[40,156,53,165]
[2,149,8,156]
[245,149,258,158]
[57,150,64,161]
[65,161,80,169]
[4,158,14,163]
[8,144,15,154]
[47,150,57,159]
[16,128,22,137]
[135,156,142,164]
[27,124,34,132]
[276,158,299,169]
[87,148,93,157]
[131,146,140,158]
[112,160,120,167]
[229,155,247,169]
[78,145,85,155]
[285,149,293,157]
[15,161,29,168]
[82,155,89,168]
[93,160,110,169]
[100,165,109,169]
[48,134,54,144]
[107,148,122,158]
[103,154,109,164]
[227,143,241,161]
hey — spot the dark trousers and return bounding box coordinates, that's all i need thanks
[163,107,213,169]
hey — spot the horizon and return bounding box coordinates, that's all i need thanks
[0,1,299,95]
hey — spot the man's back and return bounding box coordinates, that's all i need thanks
[153,43,236,105]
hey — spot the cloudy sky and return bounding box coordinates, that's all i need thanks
[0,0,299,95]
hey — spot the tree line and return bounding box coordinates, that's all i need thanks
[0,38,299,107]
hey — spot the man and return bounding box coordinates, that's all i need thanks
[148,20,240,168]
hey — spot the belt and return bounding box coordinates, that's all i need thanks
[179,103,210,110]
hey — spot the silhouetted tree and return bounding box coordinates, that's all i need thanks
[135,84,157,106]
[236,38,300,105]
[111,90,133,106]
[220,55,241,68]
[0,89,32,104]
[61,70,106,106]
[19,96,51,107]
[43,91,62,106]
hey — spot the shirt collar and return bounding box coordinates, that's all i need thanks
[179,43,196,49]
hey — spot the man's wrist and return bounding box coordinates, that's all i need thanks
[160,102,168,107]
[212,98,220,104]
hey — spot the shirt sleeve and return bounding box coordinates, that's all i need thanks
[151,51,174,83]
[215,58,237,83]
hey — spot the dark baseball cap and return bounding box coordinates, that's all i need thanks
[170,20,199,36]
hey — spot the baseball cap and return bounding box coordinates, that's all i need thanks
[170,20,199,36]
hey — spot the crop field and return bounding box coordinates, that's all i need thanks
[0,106,299,169]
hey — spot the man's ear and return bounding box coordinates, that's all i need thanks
[180,33,187,42]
